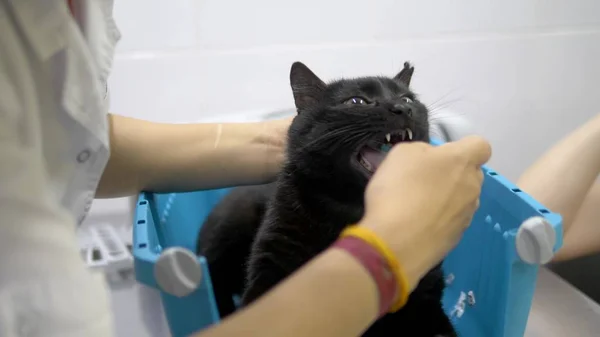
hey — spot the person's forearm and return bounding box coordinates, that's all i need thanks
[196,248,380,337]
[96,114,285,198]
[517,113,600,261]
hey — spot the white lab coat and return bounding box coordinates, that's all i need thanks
[0,0,120,336]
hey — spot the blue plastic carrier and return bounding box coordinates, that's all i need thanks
[133,139,563,337]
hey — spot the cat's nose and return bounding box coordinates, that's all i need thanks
[390,103,413,116]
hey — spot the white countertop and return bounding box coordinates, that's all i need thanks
[109,267,600,337]
[525,268,600,336]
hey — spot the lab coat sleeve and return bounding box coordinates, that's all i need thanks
[0,36,114,337]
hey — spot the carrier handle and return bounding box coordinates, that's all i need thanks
[516,216,557,265]
[154,247,203,297]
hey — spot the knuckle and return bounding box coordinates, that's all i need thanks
[454,151,471,164]
[471,172,485,188]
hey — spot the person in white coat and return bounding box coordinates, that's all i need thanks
[0,1,490,336]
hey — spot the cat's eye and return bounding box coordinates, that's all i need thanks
[344,97,370,105]
[401,96,413,103]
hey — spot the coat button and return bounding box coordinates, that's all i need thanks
[77,149,91,163]
[84,199,92,212]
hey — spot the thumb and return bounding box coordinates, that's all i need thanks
[442,135,492,167]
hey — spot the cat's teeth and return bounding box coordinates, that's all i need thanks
[406,128,413,140]
[400,130,406,141]
[359,156,373,171]
[385,133,391,143]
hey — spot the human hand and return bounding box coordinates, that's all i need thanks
[252,116,294,182]
[359,136,492,290]
[261,116,294,149]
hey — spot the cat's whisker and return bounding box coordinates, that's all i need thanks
[297,124,385,154]
[428,114,468,125]
[426,93,455,110]
[427,95,464,114]
[425,89,463,110]
[427,100,463,115]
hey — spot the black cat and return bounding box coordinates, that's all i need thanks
[198,61,457,337]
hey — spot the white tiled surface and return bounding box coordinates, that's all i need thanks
[525,268,600,337]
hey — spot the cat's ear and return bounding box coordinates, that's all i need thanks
[394,61,415,87]
[290,61,326,113]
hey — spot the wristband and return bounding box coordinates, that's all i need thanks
[333,236,397,317]
[338,225,410,312]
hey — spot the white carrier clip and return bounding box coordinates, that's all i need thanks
[79,224,134,279]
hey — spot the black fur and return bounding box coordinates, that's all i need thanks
[197,184,275,317]
[198,61,457,336]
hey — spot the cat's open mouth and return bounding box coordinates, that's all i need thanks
[355,128,413,175]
